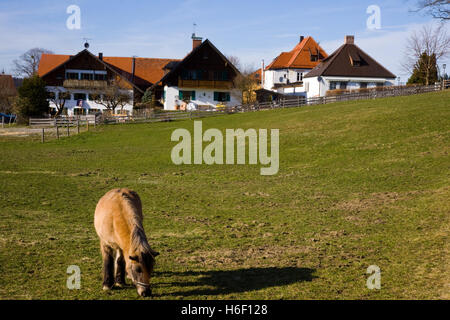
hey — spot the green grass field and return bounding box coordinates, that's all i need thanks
[0,91,449,300]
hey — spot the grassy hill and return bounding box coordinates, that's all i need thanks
[0,91,449,300]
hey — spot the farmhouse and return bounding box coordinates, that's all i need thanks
[0,74,17,101]
[263,36,328,97]
[38,48,178,116]
[303,35,397,97]
[152,35,242,110]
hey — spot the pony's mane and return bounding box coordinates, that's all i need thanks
[122,191,156,271]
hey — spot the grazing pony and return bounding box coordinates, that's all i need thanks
[94,189,159,297]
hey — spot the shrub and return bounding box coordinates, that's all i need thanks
[16,75,49,121]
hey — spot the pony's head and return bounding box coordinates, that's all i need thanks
[128,250,159,297]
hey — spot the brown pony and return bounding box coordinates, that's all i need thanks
[94,189,159,297]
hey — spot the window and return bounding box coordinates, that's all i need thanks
[66,72,79,80]
[73,108,86,115]
[305,82,310,92]
[340,82,348,90]
[330,82,337,90]
[179,91,196,101]
[88,108,100,115]
[360,82,368,89]
[297,73,303,82]
[81,73,94,80]
[213,71,229,81]
[376,83,384,88]
[214,92,230,102]
[74,93,87,101]
[94,74,107,81]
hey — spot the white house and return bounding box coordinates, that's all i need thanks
[262,36,328,97]
[152,36,242,110]
[303,36,397,98]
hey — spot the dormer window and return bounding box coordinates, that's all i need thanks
[349,52,363,67]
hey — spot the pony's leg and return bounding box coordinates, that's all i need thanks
[101,242,115,291]
[114,249,126,288]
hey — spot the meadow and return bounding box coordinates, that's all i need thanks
[0,91,448,300]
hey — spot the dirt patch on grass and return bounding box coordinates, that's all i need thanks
[334,191,423,213]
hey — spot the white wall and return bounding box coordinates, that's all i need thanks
[264,68,310,91]
[46,86,134,116]
[303,77,325,98]
[163,85,242,110]
[304,77,396,98]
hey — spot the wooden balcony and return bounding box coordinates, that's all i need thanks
[178,79,233,89]
[63,79,108,90]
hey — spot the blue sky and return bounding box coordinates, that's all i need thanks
[0,0,449,80]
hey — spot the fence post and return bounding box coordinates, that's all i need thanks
[1,116,4,128]
[67,124,70,137]
[56,124,59,140]
[41,128,45,143]
[87,119,89,131]
[77,120,80,134]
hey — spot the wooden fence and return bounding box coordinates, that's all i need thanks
[444,80,450,89]
[29,115,97,127]
[29,84,444,128]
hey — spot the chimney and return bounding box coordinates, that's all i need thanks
[99,53,103,61]
[345,35,355,44]
[300,35,305,43]
[131,56,136,83]
[192,33,203,50]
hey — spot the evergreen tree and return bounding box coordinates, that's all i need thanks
[16,75,49,120]
[407,52,439,85]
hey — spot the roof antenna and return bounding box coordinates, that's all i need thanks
[192,23,197,37]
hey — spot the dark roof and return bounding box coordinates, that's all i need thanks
[305,43,396,79]
[151,39,241,89]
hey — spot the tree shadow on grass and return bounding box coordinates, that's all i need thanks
[153,267,317,297]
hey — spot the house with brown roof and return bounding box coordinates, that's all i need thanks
[38,48,179,116]
[263,36,328,96]
[303,35,396,98]
[152,35,242,110]
[0,74,17,113]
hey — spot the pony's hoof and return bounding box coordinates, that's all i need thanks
[103,285,113,291]
[115,283,126,289]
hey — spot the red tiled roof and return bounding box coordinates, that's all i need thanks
[38,54,180,85]
[266,36,328,70]
[251,69,262,82]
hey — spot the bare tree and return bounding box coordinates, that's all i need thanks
[13,48,54,78]
[232,63,259,104]
[91,80,132,114]
[48,89,71,117]
[402,24,450,85]
[416,1,449,20]
[226,55,242,72]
